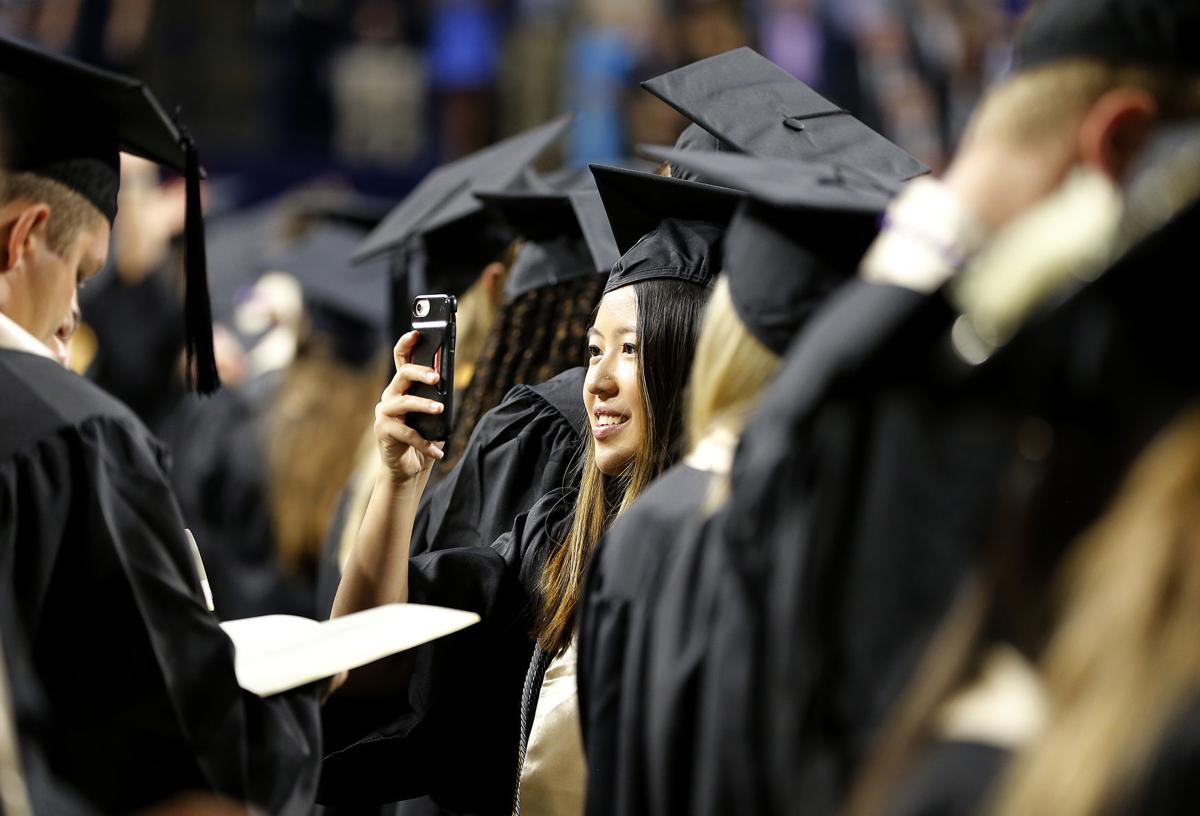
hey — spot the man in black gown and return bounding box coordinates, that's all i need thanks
[0,35,320,814]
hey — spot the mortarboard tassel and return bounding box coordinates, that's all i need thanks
[180,127,220,394]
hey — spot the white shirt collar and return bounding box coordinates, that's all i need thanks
[0,311,55,360]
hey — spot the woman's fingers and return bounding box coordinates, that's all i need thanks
[377,394,444,419]
[374,416,444,460]
[392,331,419,370]
[382,363,440,399]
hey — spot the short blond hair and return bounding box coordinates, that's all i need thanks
[2,172,105,256]
[967,59,1200,150]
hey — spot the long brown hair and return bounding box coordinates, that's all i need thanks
[535,278,709,655]
[266,333,386,577]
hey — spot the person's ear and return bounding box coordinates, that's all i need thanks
[1078,87,1158,182]
[0,202,52,274]
[480,260,507,304]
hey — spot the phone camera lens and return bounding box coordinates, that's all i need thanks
[414,299,430,318]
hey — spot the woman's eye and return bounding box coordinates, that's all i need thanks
[622,342,637,355]
[587,344,602,358]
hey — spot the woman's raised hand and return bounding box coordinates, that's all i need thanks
[374,331,445,483]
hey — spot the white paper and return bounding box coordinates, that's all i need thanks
[220,603,479,697]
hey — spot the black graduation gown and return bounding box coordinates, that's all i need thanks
[314,367,586,620]
[318,487,576,814]
[671,198,1200,816]
[577,463,711,816]
[80,266,185,435]
[168,371,316,620]
[635,278,1002,816]
[885,741,1009,816]
[0,348,321,815]
[412,366,587,556]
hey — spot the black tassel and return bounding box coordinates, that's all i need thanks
[181,129,220,394]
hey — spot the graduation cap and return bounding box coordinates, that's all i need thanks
[288,188,396,232]
[642,47,929,181]
[604,218,726,295]
[589,164,743,256]
[474,168,622,296]
[280,223,389,367]
[646,147,904,355]
[0,34,219,392]
[351,116,569,338]
[1013,0,1200,74]
[664,149,899,342]
[352,115,570,266]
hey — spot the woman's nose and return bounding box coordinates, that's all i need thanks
[586,356,617,397]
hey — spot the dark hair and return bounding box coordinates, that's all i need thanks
[536,277,710,656]
[441,273,605,470]
[628,277,710,482]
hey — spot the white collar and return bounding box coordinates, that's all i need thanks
[684,425,740,475]
[0,311,54,361]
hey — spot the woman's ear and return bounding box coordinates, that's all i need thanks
[1078,87,1158,182]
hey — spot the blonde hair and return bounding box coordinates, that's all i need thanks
[686,276,780,451]
[967,59,1200,150]
[452,239,522,388]
[2,172,105,256]
[266,337,387,577]
[848,406,1200,816]
[993,405,1200,816]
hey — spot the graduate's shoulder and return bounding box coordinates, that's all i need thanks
[501,366,587,434]
[0,349,145,429]
[594,463,711,589]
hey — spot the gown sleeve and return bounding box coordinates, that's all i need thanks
[319,488,574,813]
[0,414,321,815]
[412,373,584,557]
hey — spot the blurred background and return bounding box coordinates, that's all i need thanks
[1,0,1027,208]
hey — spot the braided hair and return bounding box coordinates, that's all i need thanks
[442,273,605,470]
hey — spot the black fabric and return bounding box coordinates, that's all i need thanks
[503,235,597,299]
[644,198,1200,816]
[723,200,877,355]
[318,488,575,813]
[1012,0,1200,74]
[603,218,726,295]
[1132,696,1200,813]
[577,463,712,816]
[476,182,619,281]
[642,146,907,214]
[591,164,742,256]
[0,349,321,814]
[886,741,1009,816]
[81,266,185,435]
[167,371,316,620]
[664,123,731,183]
[412,367,588,556]
[642,47,929,181]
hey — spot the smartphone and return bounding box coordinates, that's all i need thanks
[408,294,457,441]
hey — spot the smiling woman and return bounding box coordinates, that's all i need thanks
[323,216,722,816]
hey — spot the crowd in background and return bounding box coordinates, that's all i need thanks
[0,0,1021,204]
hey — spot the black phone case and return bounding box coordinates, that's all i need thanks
[408,294,457,441]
